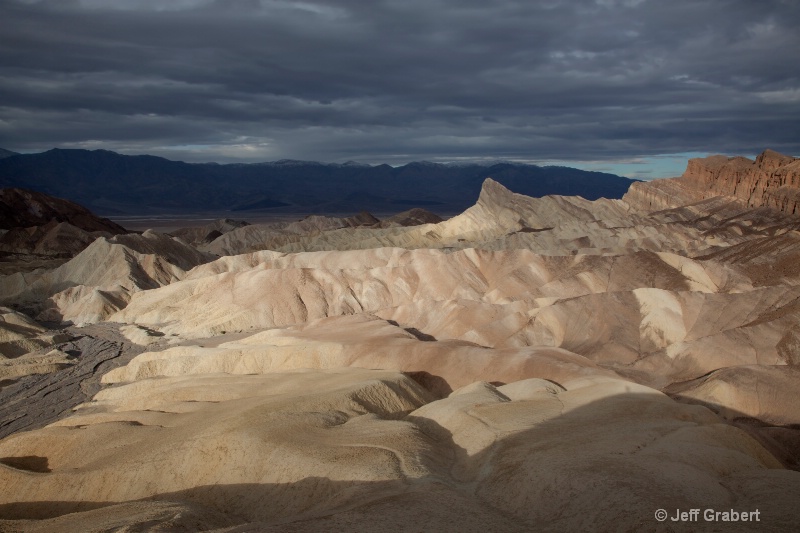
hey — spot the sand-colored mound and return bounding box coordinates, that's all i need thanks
[380,286,800,387]
[0,308,66,359]
[521,286,800,383]
[101,314,616,394]
[105,244,794,388]
[409,377,800,531]
[0,230,212,325]
[667,364,800,471]
[37,284,132,325]
[0,369,438,523]
[201,210,436,256]
[0,349,74,382]
[1,369,798,531]
[0,307,46,340]
[112,246,753,340]
[198,211,380,255]
[669,365,800,427]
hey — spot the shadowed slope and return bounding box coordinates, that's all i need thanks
[1,370,797,531]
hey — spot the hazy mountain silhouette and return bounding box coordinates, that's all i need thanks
[0,148,638,214]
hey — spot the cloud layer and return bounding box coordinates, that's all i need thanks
[1,0,798,172]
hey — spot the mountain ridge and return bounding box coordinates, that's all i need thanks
[0,148,638,215]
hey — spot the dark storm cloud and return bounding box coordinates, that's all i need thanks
[1,0,798,168]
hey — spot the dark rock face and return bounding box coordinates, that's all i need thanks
[0,188,127,260]
[0,323,146,440]
[0,220,96,257]
[0,188,126,233]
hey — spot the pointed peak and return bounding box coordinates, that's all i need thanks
[756,149,796,171]
[477,178,515,203]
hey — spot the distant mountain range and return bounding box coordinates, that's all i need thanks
[0,148,638,215]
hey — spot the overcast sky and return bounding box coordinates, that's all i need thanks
[1,0,798,178]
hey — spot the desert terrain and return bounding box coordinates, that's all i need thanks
[1,150,799,531]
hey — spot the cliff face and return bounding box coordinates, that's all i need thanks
[624,149,800,215]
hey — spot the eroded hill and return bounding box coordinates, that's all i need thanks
[1,153,800,531]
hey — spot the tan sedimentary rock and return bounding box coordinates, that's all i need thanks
[1,369,798,531]
[0,230,211,325]
[670,365,800,427]
[0,307,66,359]
[0,349,74,381]
[108,244,795,388]
[101,314,616,393]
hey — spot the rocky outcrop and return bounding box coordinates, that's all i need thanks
[0,188,128,262]
[0,188,125,233]
[380,207,444,227]
[621,177,706,212]
[169,218,250,247]
[0,220,97,257]
[0,230,213,325]
[623,149,800,215]
[0,307,68,359]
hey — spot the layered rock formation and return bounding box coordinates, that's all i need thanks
[624,149,800,214]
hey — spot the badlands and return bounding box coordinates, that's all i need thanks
[1,150,800,531]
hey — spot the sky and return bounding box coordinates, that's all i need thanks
[1,0,798,179]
